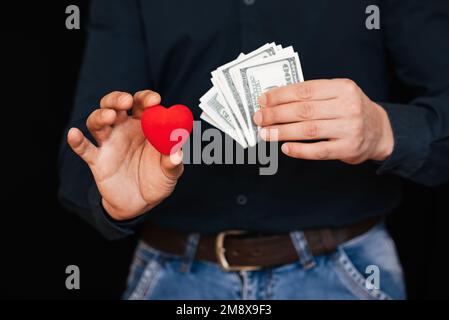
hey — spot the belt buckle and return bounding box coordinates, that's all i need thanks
[215,230,261,272]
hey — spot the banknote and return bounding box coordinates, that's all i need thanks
[238,52,304,145]
[199,88,247,148]
[212,43,278,146]
[199,43,304,148]
[200,112,246,148]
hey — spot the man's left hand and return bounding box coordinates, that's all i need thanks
[254,79,394,164]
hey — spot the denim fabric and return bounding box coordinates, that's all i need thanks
[123,224,405,300]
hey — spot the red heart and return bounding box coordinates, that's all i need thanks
[141,104,194,155]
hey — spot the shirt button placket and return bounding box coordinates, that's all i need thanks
[240,0,259,52]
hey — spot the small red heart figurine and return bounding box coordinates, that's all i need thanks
[141,104,194,155]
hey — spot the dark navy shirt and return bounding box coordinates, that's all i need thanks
[59,0,449,240]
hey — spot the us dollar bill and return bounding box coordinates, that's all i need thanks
[198,43,305,148]
[212,43,278,146]
[238,53,304,144]
[199,87,233,127]
[199,88,247,148]
[200,112,246,148]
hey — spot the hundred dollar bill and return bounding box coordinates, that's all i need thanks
[199,88,248,148]
[200,112,247,148]
[238,52,304,145]
[229,46,294,138]
[200,111,223,130]
[212,43,278,146]
[229,45,292,89]
[199,87,233,127]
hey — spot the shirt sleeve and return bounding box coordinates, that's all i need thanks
[58,0,151,240]
[376,0,449,186]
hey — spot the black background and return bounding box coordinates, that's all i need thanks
[1,1,448,299]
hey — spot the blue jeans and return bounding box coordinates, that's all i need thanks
[123,223,406,300]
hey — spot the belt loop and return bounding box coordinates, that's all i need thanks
[290,231,316,270]
[180,233,200,273]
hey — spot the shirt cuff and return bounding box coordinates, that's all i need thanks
[88,184,147,240]
[376,102,431,177]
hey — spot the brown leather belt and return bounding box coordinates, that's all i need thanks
[140,217,380,271]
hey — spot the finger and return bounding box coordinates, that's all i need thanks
[253,99,342,126]
[258,79,353,107]
[100,91,133,110]
[260,119,347,141]
[160,150,184,180]
[132,90,161,117]
[86,109,117,144]
[67,128,98,165]
[281,140,345,160]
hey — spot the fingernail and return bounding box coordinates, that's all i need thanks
[281,143,289,154]
[253,111,262,125]
[258,93,267,106]
[170,149,183,165]
[259,128,269,140]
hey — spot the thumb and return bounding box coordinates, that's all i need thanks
[160,149,184,180]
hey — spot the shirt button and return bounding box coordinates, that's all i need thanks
[243,0,255,6]
[236,194,247,205]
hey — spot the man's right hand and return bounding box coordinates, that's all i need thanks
[67,90,184,221]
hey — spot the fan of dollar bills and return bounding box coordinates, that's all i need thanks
[199,42,304,148]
